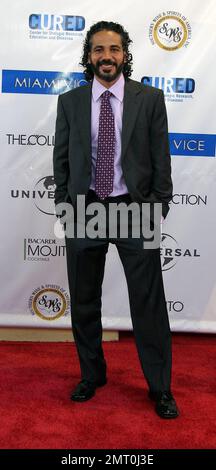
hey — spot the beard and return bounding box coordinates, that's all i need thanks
[90,59,124,83]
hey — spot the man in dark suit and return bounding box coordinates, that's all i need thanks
[53,20,179,418]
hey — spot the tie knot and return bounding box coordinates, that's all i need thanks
[102,90,112,100]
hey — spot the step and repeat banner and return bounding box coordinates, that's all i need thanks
[0,1,215,332]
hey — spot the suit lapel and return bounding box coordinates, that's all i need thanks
[75,84,92,165]
[121,80,142,160]
[75,79,142,165]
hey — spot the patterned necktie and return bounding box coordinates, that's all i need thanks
[95,90,115,199]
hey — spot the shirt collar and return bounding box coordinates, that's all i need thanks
[92,73,125,103]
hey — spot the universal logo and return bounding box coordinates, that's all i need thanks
[29,285,70,321]
[149,11,192,50]
[11,175,55,216]
[160,233,200,271]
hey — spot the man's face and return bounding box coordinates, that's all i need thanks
[88,30,126,87]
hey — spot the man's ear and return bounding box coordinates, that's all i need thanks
[88,53,91,64]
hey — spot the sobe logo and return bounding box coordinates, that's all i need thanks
[149,11,192,50]
[29,14,85,31]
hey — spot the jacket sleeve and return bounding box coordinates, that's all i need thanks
[53,95,70,206]
[150,89,173,217]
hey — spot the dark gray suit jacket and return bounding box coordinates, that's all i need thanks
[53,79,172,218]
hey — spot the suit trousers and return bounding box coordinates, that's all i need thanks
[65,191,172,393]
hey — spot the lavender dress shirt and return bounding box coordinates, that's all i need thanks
[90,73,129,196]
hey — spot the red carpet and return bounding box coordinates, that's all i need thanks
[0,333,215,449]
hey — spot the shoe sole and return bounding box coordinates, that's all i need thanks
[71,392,95,402]
[156,409,179,419]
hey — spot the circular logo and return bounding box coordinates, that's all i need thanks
[149,12,191,51]
[29,285,70,321]
[160,233,179,271]
[34,175,56,215]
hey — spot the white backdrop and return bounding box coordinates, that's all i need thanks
[0,0,215,332]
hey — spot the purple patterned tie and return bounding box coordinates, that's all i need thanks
[95,90,115,199]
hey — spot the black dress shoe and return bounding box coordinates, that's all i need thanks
[71,378,107,402]
[149,390,179,419]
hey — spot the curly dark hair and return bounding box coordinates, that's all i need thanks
[80,21,133,81]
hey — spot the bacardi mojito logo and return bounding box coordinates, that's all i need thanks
[24,238,66,262]
[29,285,70,320]
[149,11,192,50]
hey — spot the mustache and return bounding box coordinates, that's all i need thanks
[97,60,116,66]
